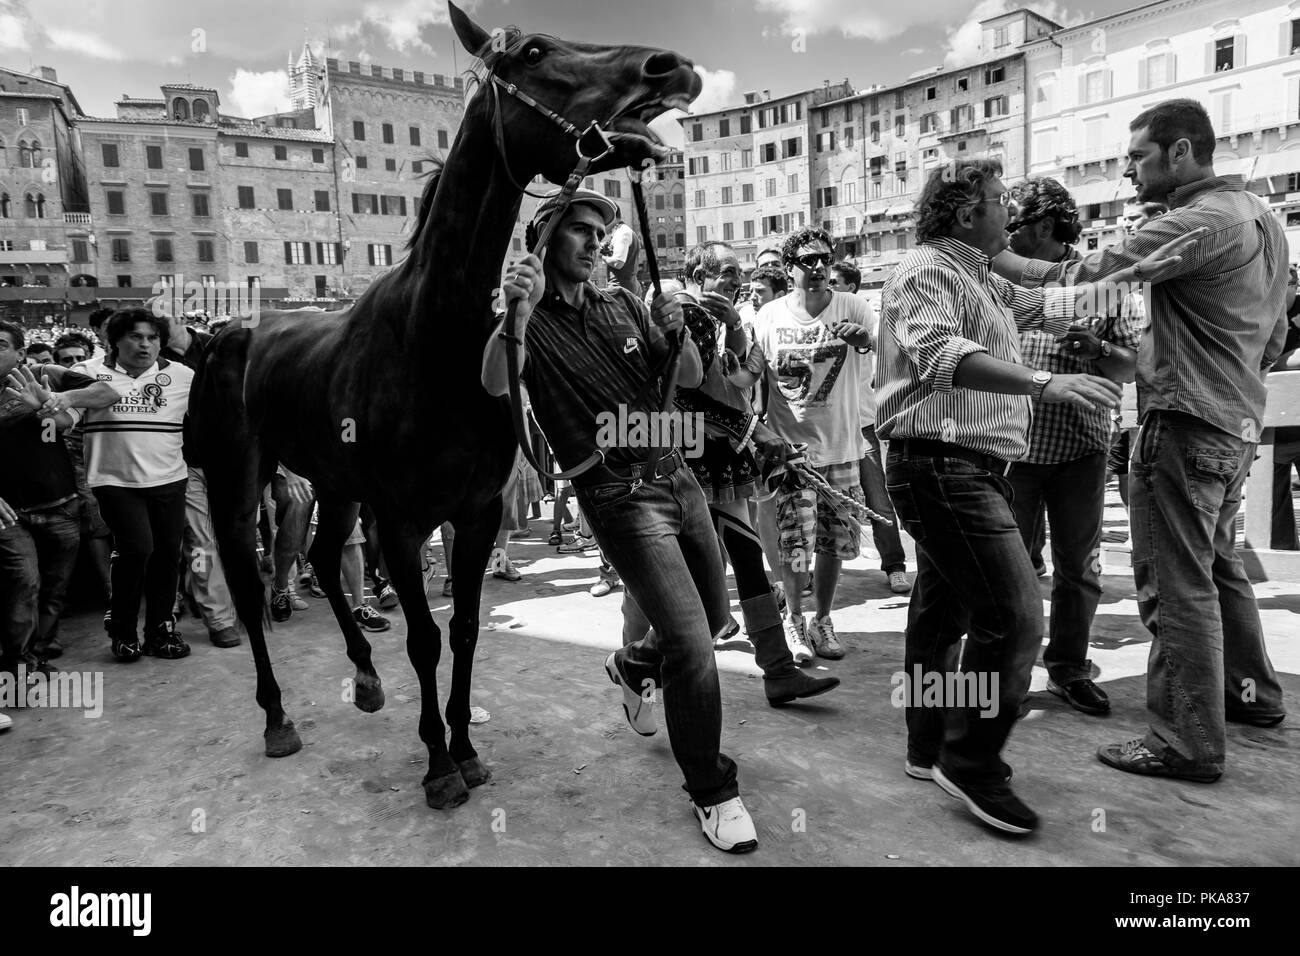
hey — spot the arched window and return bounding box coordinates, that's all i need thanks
[0,137,5,165]
[172,97,190,120]
[35,192,45,218]
[25,191,37,217]
[18,139,31,167]
[0,192,9,218]
[192,99,210,122]
[29,139,41,167]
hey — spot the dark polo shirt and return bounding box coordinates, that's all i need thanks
[521,283,671,480]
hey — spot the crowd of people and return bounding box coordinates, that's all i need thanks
[2,95,1297,855]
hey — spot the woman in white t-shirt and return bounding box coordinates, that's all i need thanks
[77,308,194,662]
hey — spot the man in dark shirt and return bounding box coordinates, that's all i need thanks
[484,188,778,854]
[0,320,119,676]
[1270,264,1300,548]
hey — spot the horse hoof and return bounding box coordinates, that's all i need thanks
[353,676,385,713]
[457,757,492,788]
[265,720,303,758]
[423,770,470,809]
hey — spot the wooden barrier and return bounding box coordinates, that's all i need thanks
[1102,370,1300,582]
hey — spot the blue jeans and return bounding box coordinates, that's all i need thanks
[577,467,739,807]
[860,425,907,573]
[1131,411,1286,773]
[1009,452,1106,684]
[0,501,82,668]
[886,450,1043,786]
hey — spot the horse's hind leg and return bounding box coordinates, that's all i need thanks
[445,497,502,788]
[376,514,466,809]
[308,495,384,713]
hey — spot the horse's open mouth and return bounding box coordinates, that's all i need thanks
[608,93,694,160]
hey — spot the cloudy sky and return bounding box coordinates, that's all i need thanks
[2,0,1137,145]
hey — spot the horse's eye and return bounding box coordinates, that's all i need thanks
[524,45,545,65]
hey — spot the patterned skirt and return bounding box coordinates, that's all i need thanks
[687,437,761,504]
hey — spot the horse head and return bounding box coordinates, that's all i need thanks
[450,1,702,180]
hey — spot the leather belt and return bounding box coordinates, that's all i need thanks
[895,439,1013,477]
[581,449,683,488]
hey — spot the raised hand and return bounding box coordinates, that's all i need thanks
[1041,372,1122,411]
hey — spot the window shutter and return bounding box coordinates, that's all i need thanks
[1205,41,1214,76]
[352,193,360,214]
[398,196,407,216]
[284,241,292,263]
[1077,74,1087,105]
[1235,34,1247,67]
[385,245,392,264]
[367,245,375,266]
[1139,57,1149,91]
[1281,22,1291,57]
[303,243,312,265]
[316,242,323,262]
[1104,70,1113,101]
[335,243,343,262]
[1169,54,1177,84]
[1289,76,1300,122]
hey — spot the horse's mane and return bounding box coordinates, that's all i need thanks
[405,158,446,252]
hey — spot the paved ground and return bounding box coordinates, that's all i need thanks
[3,488,1298,866]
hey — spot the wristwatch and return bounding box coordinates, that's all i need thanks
[1030,369,1053,402]
[1098,340,1113,359]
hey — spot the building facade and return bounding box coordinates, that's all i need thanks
[0,65,90,305]
[1024,0,1300,254]
[681,82,854,269]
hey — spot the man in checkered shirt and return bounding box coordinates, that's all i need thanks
[1004,178,1142,718]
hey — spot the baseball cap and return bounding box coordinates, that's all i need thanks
[531,187,618,229]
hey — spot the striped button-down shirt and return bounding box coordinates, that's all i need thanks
[1023,175,1289,440]
[1018,247,1145,463]
[876,235,1074,461]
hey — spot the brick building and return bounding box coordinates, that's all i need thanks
[0,65,90,311]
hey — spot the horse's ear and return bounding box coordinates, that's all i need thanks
[449,3,490,57]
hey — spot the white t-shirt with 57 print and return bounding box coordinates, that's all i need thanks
[752,291,874,467]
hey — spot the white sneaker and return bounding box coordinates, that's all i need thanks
[888,571,912,594]
[807,615,846,660]
[784,614,813,664]
[694,796,758,853]
[604,652,656,736]
[0,712,11,732]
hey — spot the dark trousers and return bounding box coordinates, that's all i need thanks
[577,467,738,807]
[1131,412,1285,772]
[0,501,81,668]
[886,450,1042,786]
[94,480,188,639]
[1270,438,1300,549]
[1008,452,1107,684]
[859,425,907,573]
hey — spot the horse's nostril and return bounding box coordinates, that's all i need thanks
[642,51,683,78]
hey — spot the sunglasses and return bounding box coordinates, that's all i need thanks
[56,355,86,366]
[793,253,832,270]
[967,192,1015,209]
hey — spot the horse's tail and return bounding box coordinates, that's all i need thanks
[190,325,271,631]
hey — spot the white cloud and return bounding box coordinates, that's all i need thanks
[334,0,486,58]
[0,0,31,52]
[902,47,925,56]
[754,0,1081,58]
[226,68,290,118]
[650,65,738,149]
[46,27,124,60]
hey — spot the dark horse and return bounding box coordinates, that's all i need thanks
[189,3,702,808]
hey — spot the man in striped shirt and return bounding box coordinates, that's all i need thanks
[876,157,1181,835]
[994,99,1289,783]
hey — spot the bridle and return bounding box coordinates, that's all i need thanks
[485,48,683,485]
